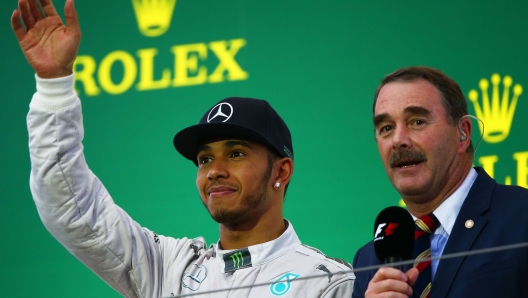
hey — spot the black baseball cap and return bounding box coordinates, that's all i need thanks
[174,97,294,165]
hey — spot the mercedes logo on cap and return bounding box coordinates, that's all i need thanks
[207,103,233,122]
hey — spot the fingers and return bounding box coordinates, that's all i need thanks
[11,10,26,42]
[370,267,408,283]
[64,0,80,33]
[27,0,45,21]
[365,267,413,298]
[18,0,36,31]
[40,0,59,18]
[14,0,67,37]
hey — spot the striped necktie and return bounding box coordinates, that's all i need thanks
[413,214,440,298]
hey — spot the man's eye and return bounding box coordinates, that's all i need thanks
[411,119,426,126]
[199,156,212,164]
[379,125,393,135]
[230,151,245,158]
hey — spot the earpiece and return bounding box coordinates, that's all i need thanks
[459,114,485,153]
[458,119,467,141]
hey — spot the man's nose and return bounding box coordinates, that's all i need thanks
[391,126,413,150]
[207,159,229,180]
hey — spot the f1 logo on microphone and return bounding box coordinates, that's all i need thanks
[374,223,400,241]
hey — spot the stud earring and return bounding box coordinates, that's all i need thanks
[274,182,281,188]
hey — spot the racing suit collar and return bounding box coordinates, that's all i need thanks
[214,220,301,273]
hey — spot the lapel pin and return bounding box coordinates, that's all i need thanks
[465,220,474,229]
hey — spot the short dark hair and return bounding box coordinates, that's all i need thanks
[373,66,474,155]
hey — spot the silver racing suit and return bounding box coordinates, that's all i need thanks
[27,74,355,298]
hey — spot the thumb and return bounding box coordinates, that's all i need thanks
[64,0,80,33]
[405,267,420,287]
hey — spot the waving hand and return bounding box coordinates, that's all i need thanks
[11,0,81,78]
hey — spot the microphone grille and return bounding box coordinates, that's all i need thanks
[373,206,415,261]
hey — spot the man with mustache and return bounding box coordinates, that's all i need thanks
[12,0,354,297]
[352,66,528,297]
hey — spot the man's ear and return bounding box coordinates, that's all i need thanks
[273,157,293,189]
[458,116,472,153]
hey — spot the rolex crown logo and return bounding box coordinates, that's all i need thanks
[468,73,523,143]
[132,0,177,37]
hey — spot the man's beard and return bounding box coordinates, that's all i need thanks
[205,159,273,224]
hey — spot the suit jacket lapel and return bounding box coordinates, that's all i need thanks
[431,168,495,298]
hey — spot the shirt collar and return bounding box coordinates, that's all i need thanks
[213,220,301,273]
[432,168,478,235]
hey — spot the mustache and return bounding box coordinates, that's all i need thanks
[206,179,238,192]
[390,149,427,168]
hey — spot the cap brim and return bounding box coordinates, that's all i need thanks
[174,123,275,165]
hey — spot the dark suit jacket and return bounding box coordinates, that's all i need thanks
[352,167,528,298]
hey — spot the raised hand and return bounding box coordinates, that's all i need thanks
[11,0,81,78]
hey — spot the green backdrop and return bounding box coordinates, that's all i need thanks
[1,0,527,296]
